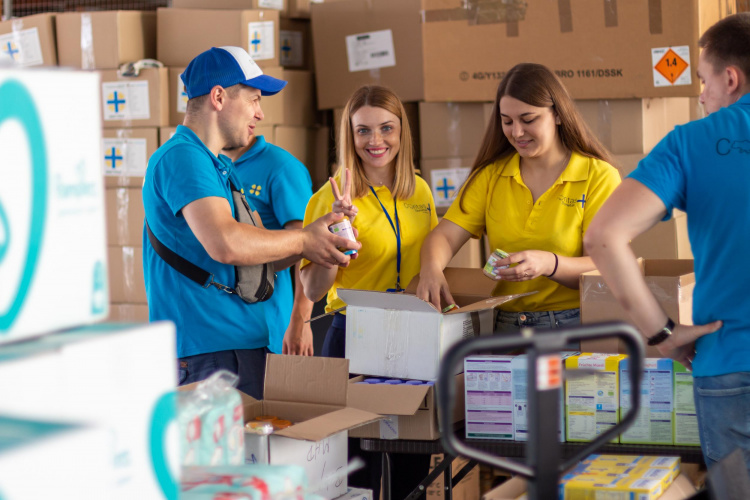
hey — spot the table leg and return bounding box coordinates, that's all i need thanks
[404,455,455,500]
[382,451,392,500]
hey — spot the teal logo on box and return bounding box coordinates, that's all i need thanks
[0,79,48,333]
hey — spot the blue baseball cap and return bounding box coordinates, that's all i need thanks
[181,46,287,99]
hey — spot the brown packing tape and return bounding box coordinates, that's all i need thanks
[604,0,618,28]
[648,0,663,35]
[423,0,527,27]
[81,13,95,70]
[597,100,613,151]
[558,0,573,33]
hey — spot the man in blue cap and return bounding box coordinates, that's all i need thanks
[142,46,359,397]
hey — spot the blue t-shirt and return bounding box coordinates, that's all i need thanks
[233,135,313,353]
[628,94,750,378]
[142,125,268,358]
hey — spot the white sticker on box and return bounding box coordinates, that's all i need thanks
[652,45,691,87]
[430,167,470,208]
[258,0,284,9]
[379,415,399,440]
[346,29,396,73]
[0,27,44,67]
[279,30,304,67]
[248,21,276,61]
[101,138,148,177]
[176,76,188,113]
[102,81,151,121]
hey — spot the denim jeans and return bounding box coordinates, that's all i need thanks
[321,313,347,358]
[694,372,750,471]
[495,308,581,350]
[178,347,270,400]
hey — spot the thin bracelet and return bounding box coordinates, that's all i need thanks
[545,252,559,278]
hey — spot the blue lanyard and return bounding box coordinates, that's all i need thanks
[369,186,402,292]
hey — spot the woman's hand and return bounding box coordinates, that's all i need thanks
[416,267,456,312]
[491,250,556,282]
[330,169,358,221]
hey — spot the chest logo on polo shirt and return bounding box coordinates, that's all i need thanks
[716,138,750,156]
[404,202,431,214]
[558,194,586,208]
[248,184,262,196]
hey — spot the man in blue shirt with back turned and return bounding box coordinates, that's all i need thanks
[585,14,750,471]
[142,46,359,398]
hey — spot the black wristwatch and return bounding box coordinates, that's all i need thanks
[647,318,676,346]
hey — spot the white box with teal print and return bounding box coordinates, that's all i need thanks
[464,355,515,440]
[0,322,178,500]
[0,69,108,345]
[619,358,674,445]
[673,361,700,446]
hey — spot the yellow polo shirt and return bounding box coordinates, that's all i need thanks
[302,176,438,314]
[444,152,620,312]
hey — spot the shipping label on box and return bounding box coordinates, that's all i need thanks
[248,21,276,61]
[102,81,151,121]
[0,27,44,67]
[102,137,148,177]
[565,354,626,442]
[673,362,700,446]
[431,167,471,208]
[345,29,396,72]
[464,356,514,440]
[652,46,692,88]
[280,30,304,67]
[619,358,674,445]
[0,69,108,344]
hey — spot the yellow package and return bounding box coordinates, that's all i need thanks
[583,455,680,480]
[563,475,663,500]
[574,466,673,491]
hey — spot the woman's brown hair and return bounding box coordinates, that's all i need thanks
[335,85,416,200]
[459,63,612,212]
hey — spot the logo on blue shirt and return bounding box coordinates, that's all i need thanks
[716,138,750,155]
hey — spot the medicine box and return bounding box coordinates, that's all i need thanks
[619,358,674,444]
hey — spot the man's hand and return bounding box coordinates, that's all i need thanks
[657,320,723,370]
[282,319,314,356]
[301,212,361,268]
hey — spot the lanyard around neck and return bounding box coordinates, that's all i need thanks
[369,186,402,292]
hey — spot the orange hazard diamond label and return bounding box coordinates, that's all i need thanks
[654,48,689,84]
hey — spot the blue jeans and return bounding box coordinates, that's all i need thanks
[495,308,581,350]
[321,313,347,358]
[178,347,270,400]
[694,372,750,470]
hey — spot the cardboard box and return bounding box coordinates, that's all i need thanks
[192,355,380,498]
[56,11,156,69]
[102,127,159,187]
[0,68,108,344]
[576,98,691,154]
[483,471,696,500]
[280,18,313,69]
[335,488,373,500]
[619,358,674,445]
[340,269,528,380]
[0,417,112,499]
[0,322,178,500]
[289,0,327,19]
[108,245,147,304]
[108,303,149,322]
[262,68,315,125]
[579,260,695,356]
[448,236,482,269]
[421,157,473,214]
[311,0,424,109]
[673,362,700,446]
[99,67,168,128]
[160,126,178,146]
[157,8,280,68]
[465,355,515,440]
[565,353,626,442]
[172,0,287,12]
[105,187,144,247]
[631,210,693,260]
[427,455,480,500]
[422,0,729,101]
[347,373,465,440]
[0,13,58,67]
[168,66,187,127]
[419,102,490,160]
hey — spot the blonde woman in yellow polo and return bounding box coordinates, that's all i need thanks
[301,85,437,357]
[418,63,620,332]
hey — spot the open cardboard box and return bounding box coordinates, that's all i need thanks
[339,268,532,381]
[347,373,465,441]
[181,355,381,498]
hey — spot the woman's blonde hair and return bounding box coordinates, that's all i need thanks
[335,85,416,200]
[459,63,613,212]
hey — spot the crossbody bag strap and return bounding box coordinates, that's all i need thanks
[145,221,237,295]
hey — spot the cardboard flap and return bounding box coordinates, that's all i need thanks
[264,354,349,406]
[274,407,382,442]
[446,292,536,314]
[348,383,430,415]
[338,289,438,313]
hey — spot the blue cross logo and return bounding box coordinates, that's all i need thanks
[281,38,291,58]
[577,194,586,208]
[3,42,19,60]
[436,178,456,199]
[104,147,123,169]
[107,91,126,113]
[251,32,262,53]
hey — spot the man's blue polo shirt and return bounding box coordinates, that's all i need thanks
[142,125,267,358]
[628,94,750,377]
[233,135,312,353]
